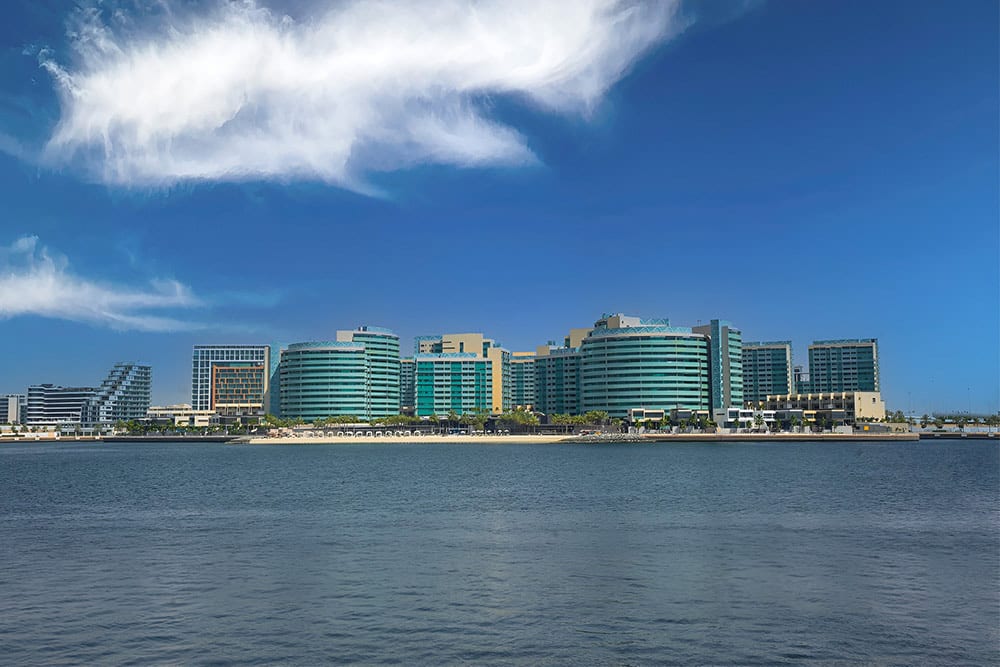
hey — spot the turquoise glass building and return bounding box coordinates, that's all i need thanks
[534,347,581,416]
[414,353,492,417]
[579,321,711,418]
[510,353,536,409]
[693,319,744,411]
[742,341,793,404]
[337,326,400,419]
[400,358,415,413]
[807,339,879,392]
[279,342,368,421]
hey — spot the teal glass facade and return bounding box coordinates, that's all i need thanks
[743,341,793,403]
[279,342,367,420]
[579,326,711,418]
[534,348,581,415]
[693,319,743,411]
[344,327,400,419]
[414,353,492,417]
[510,355,536,408]
[808,339,879,392]
[400,358,415,411]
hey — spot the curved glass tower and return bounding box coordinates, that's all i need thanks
[339,327,401,419]
[279,342,367,421]
[580,324,710,418]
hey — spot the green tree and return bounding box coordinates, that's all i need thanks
[753,414,765,431]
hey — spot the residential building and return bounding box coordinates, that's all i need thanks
[693,319,744,412]
[807,339,880,392]
[81,363,152,425]
[413,332,511,413]
[580,315,711,418]
[534,345,582,416]
[25,385,96,425]
[414,353,493,417]
[760,391,886,424]
[336,326,401,418]
[793,365,810,393]
[191,345,273,415]
[0,394,25,424]
[279,342,368,421]
[510,352,536,409]
[742,341,793,405]
[400,357,416,414]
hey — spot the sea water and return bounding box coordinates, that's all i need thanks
[1,439,996,665]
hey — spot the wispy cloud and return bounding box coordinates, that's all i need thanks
[0,235,203,331]
[39,0,687,190]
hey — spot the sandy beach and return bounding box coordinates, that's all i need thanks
[244,434,575,445]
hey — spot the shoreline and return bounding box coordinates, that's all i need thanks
[243,432,927,445]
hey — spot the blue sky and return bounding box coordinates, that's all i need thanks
[0,0,997,414]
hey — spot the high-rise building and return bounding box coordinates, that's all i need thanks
[400,358,416,414]
[413,333,511,413]
[336,326,400,419]
[192,345,273,415]
[742,341,793,404]
[0,394,25,424]
[581,315,711,418]
[808,339,879,392]
[793,365,810,393]
[414,353,493,417]
[534,346,582,416]
[510,352,536,409]
[279,342,368,421]
[26,385,96,425]
[82,363,151,425]
[693,320,743,412]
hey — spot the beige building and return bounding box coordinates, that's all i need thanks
[415,333,511,413]
[760,391,886,423]
[147,404,216,427]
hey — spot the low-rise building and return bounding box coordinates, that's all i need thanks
[147,404,216,427]
[760,391,885,425]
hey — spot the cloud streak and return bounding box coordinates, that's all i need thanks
[40,0,686,189]
[0,235,203,332]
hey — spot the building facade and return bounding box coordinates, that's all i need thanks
[413,332,511,413]
[337,326,401,419]
[279,342,368,421]
[0,394,25,424]
[693,320,744,412]
[580,317,712,418]
[25,385,96,425]
[534,346,582,416]
[742,341,793,405]
[510,352,536,409]
[191,345,273,415]
[400,357,416,414]
[82,363,152,425]
[760,391,886,424]
[147,404,216,427]
[807,339,879,393]
[414,353,493,417]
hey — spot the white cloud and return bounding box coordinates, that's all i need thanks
[0,235,203,331]
[40,0,686,189]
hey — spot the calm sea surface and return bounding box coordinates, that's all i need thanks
[0,439,996,665]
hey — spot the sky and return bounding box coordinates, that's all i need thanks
[0,0,997,415]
